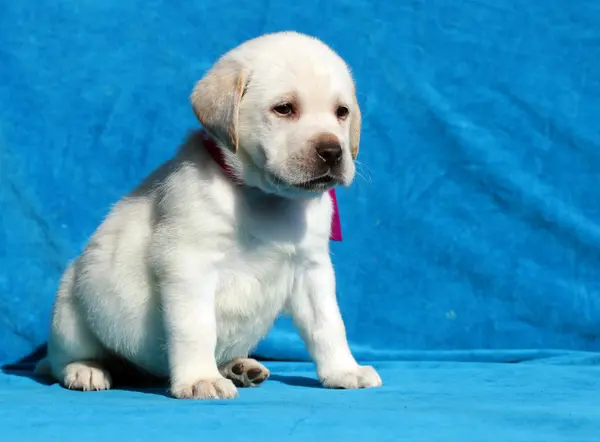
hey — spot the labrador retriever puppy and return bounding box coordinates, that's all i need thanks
[36,31,382,399]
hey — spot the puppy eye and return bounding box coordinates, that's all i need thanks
[272,103,295,117]
[336,106,349,119]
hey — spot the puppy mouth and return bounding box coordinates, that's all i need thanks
[266,170,341,193]
[292,174,339,190]
[289,173,341,191]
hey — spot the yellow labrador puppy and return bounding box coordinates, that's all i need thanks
[36,31,382,399]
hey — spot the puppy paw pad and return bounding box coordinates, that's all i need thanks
[221,358,270,388]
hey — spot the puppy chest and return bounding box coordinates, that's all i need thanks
[213,250,299,335]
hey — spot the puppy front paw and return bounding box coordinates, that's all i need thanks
[321,365,382,389]
[171,377,239,400]
[62,361,112,391]
[63,361,112,391]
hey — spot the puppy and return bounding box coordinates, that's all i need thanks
[36,31,382,399]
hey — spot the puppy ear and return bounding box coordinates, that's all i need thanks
[350,92,361,160]
[190,59,248,152]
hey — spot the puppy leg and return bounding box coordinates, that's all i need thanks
[39,265,112,391]
[159,260,238,400]
[288,260,382,390]
[219,358,270,387]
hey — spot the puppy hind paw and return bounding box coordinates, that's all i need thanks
[219,358,270,388]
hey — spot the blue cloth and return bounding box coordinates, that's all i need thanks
[1,0,600,440]
[2,355,600,441]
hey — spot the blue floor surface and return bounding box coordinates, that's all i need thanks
[3,354,600,442]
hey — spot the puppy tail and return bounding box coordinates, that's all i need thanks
[34,357,52,378]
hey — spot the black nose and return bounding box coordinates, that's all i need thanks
[315,140,343,167]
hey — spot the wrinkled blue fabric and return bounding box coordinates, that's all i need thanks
[2,357,600,442]
[1,0,599,440]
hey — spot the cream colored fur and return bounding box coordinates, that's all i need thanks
[36,31,381,399]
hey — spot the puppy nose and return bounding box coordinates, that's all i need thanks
[315,140,343,167]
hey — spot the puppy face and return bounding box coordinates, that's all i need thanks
[192,32,361,197]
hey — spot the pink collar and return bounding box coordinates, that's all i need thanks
[201,132,342,241]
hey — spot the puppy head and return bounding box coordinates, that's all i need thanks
[191,31,361,197]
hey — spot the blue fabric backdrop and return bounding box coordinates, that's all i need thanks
[1,0,599,440]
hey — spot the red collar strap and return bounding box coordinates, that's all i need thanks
[201,132,342,241]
